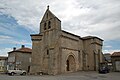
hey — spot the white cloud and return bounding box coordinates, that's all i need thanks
[103,49,120,54]
[0,35,12,40]
[0,37,31,46]
[0,48,12,56]
[10,40,31,46]
[0,35,31,47]
[0,0,120,40]
[104,45,112,48]
[0,0,45,32]
[0,37,31,56]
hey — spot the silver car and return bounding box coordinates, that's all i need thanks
[7,69,27,76]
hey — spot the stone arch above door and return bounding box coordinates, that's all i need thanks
[65,53,77,72]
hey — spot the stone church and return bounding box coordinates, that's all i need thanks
[30,6,104,75]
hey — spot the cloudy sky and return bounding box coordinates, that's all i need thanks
[0,0,120,56]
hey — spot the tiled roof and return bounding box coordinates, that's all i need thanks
[16,48,32,53]
[9,47,32,53]
[111,52,120,57]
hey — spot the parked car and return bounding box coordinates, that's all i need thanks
[99,66,109,73]
[7,69,27,76]
[98,62,110,74]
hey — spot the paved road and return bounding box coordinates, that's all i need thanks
[0,71,120,80]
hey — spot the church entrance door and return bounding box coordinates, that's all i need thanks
[66,55,76,72]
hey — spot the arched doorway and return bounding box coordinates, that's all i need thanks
[66,55,76,72]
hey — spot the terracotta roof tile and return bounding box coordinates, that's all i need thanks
[16,48,32,53]
[111,52,120,57]
[9,47,32,53]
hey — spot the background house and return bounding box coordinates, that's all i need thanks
[111,52,120,72]
[104,53,112,71]
[0,56,7,73]
[8,45,32,73]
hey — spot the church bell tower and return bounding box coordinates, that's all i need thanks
[30,6,62,75]
[40,6,61,33]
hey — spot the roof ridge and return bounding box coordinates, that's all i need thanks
[8,47,32,53]
[111,52,120,57]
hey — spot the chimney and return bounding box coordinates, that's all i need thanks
[21,45,25,48]
[13,47,16,51]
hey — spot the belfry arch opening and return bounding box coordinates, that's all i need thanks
[66,55,76,72]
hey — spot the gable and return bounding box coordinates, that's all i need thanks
[41,6,60,23]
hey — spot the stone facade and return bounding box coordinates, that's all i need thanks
[111,52,120,72]
[30,7,104,75]
[8,45,32,72]
[0,56,7,72]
